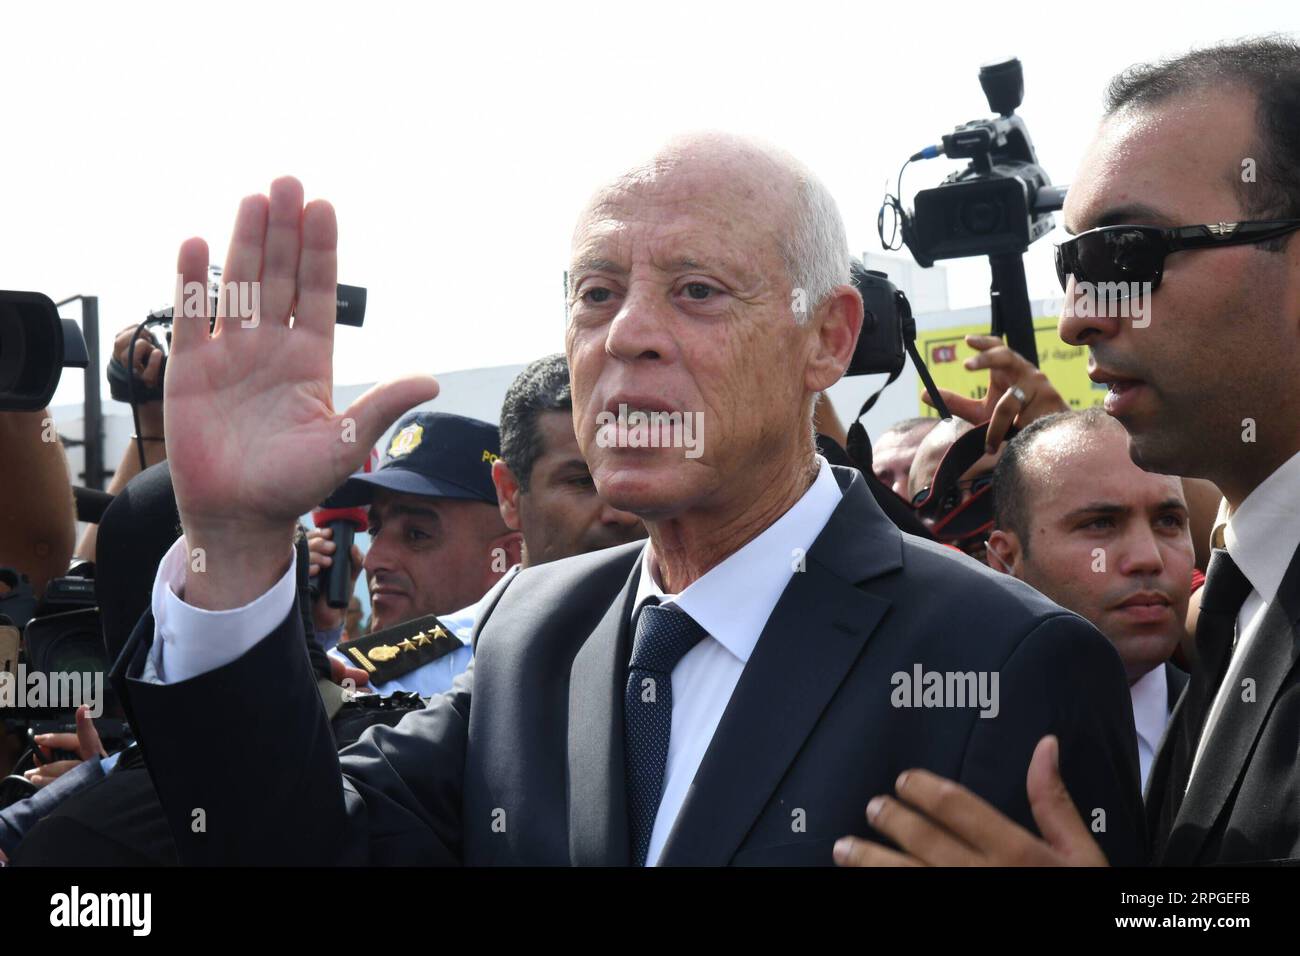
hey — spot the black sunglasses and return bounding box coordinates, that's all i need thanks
[1054,219,1300,293]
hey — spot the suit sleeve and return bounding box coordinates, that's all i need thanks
[117,594,491,864]
[957,612,1149,866]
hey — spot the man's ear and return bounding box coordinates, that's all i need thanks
[492,459,522,532]
[805,284,863,394]
[985,529,1024,578]
[485,529,523,579]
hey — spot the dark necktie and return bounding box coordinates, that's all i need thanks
[624,600,707,866]
[1161,548,1253,826]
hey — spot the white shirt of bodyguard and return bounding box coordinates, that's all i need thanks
[1128,664,1168,794]
[142,457,844,868]
[1191,448,1300,781]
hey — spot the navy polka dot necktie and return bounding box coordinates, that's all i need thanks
[624,600,708,866]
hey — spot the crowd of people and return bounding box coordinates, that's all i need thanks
[1,34,1298,868]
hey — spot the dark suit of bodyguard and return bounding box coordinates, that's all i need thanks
[112,138,1146,866]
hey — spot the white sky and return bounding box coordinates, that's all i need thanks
[5,0,1296,410]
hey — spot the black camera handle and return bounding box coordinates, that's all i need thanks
[989,253,1039,368]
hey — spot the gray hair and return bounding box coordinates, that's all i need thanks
[576,133,853,326]
[783,163,852,324]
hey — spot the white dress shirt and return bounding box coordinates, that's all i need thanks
[1129,665,1169,793]
[144,535,298,684]
[631,456,842,865]
[144,458,845,868]
[1191,448,1300,780]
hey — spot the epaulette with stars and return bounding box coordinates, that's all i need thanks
[340,614,463,685]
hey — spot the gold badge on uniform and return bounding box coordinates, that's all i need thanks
[388,423,424,459]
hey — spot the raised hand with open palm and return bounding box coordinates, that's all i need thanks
[165,177,438,610]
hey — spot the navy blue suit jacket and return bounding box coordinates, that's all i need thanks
[114,466,1146,865]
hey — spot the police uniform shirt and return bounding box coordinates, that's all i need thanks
[320,577,511,697]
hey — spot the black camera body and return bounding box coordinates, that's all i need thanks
[902,58,1060,268]
[0,291,89,411]
[1,563,124,735]
[0,281,366,413]
[847,264,911,378]
[907,138,1055,265]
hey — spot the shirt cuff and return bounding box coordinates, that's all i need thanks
[146,535,297,684]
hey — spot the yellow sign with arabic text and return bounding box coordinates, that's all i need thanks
[917,318,1106,416]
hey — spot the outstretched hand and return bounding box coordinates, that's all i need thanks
[166,177,438,609]
[832,735,1110,866]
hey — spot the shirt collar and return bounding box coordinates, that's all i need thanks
[1219,448,1300,604]
[1129,664,1170,753]
[632,456,843,663]
[1210,496,1229,551]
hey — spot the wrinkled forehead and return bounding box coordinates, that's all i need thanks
[570,155,793,269]
[1064,87,1257,232]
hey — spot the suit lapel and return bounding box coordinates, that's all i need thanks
[1146,672,1186,830]
[657,468,902,866]
[1160,542,1300,864]
[566,552,643,866]
[109,608,157,737]
[1146,662,1190,809]
[1164,662,1189,712]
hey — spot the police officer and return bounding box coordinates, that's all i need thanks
[309,411,520,697]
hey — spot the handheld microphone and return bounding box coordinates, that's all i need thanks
[311,448,379,609]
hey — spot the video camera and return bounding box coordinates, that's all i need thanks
[901,58,1063,266]
[0,291,89,412]
[118,270,366,400]
[0,561,131,807]
[881,56,1066,366]
[114,269,367,469]
[0,275,366,414]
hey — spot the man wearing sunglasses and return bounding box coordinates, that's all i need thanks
[836,35,1300,867]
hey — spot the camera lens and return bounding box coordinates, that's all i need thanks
[962,200,1003,235]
